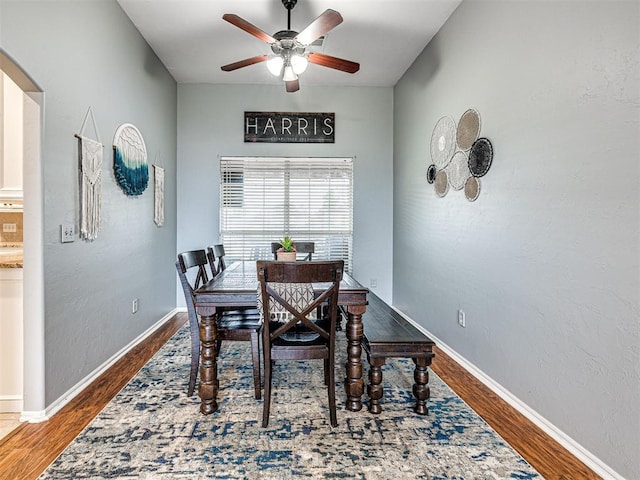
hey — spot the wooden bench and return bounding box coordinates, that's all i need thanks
[360,292,436,415]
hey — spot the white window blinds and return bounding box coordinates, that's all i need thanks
[220,157,353,272]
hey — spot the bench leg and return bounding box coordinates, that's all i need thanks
[367,356,386,414]
[412,357,431,415]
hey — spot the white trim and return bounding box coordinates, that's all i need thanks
[19,409,47,423]
[22,88,46,416]
[391,305,625,480]
[0,395,23,413]
[35,309,180,422]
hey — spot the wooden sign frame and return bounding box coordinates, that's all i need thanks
[244,111,335,143]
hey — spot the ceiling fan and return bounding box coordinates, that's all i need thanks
[221,0,360,93]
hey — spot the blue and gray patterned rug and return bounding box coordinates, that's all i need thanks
[39,326,542,479]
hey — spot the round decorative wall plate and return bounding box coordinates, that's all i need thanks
[434,170,449,197]
[456,108,481,151]
[426,164,437,184]
[430,116,456,169]
[446,151,470,191]
[113,123,149,196]
[464,176,481,201]
[468,137,493,177]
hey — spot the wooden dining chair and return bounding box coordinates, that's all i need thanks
[211,244,227,271]
[207,245,264,398]
[271,241,315,261]
[257,260,343,427]
[207,244,260,321]
[206,246,219,276]
[176,249,262,399]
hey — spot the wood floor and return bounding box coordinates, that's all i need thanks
[431,347,601,480]
[0,312,601,479]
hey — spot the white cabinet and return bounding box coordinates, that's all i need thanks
[0,267,23,412]
[0,72,24,200]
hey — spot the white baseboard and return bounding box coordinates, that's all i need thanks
[0,395,23,413]
[36,309,181,422]
[392,306,625,480]
[19,409,47,423]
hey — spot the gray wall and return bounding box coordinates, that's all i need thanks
[2,0,636,476]
[177,84,393,301]
[0,0,177,405]
[393,1,639,478]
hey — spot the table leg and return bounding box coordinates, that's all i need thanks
[199,312,218,414]
[412,357,431,415]
[345,306,366,411]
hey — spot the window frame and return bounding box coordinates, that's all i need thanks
[219,156,354,272]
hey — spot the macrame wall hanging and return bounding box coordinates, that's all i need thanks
[75,107,103,241]
[153,154,165,227]
[427,108,493,202]
[113,123,148,196]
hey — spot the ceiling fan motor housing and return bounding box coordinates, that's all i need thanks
[282,0,297,11]
[272,30,305,56]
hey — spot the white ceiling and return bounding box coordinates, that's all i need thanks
[116,0,461,88]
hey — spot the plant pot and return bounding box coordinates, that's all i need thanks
[276,251,297,261]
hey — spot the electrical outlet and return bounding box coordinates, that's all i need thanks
[458,310,466,327]
[370,278,377,288]
[2,223,17,233]
[61,224,75,243]
[132,298,139,314]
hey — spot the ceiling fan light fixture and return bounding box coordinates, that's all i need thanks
[266,55,284,76]
[291,54,308,75]
[282,65,298,82]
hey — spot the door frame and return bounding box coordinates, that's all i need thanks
[1,49,46,422]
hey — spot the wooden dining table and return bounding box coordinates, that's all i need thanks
[193,260,369,415]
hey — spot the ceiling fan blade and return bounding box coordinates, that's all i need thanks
[222,14,276,44]
[295,9,343,45]
[221,55,268,72]
[307,53,360,74]
[285,79,300,93]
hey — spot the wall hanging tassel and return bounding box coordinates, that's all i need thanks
[153,158,165,227]
[75,106,103,241]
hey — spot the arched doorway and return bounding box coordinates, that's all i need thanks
[0,49,46,423]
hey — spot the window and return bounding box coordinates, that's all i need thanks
[220,157,353,272]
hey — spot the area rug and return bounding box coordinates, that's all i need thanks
[39,326,542,479]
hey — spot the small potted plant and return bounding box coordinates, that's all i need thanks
[276,235,297,261]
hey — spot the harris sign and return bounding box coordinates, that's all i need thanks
[244,111,335,143]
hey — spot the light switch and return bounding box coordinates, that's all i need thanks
[2,223,17,233]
